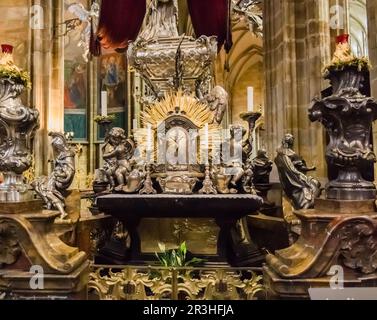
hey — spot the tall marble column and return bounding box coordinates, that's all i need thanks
[263,0,331,181]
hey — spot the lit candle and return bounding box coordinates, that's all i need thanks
[247,86,254,112]
[146,124,153,163]
[101,90,108,116]
[204,123,209,149]
[203,123,209,165]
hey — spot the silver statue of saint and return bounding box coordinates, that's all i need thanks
[139,0,179,40]
[32,132,75,220]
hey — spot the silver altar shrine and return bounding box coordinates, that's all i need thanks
[93,0,265,267]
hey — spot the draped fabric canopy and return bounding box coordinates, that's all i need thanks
[187,0,232,52]
[95,0,146,51]
[92,0,232,53]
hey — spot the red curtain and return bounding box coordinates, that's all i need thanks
[95,0,146,51]
[187,0,232,52]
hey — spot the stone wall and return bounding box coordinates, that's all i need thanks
[263,0,331,181]
[0,0,30,71]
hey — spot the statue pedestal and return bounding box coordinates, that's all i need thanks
[0,205,89,300]
[263,198,377,299]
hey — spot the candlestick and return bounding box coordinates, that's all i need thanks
[101,91,108,117]
[247,86,254,112]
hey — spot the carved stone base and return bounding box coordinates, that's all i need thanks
[0,173,34,203]
[77,214,115,262]
[263,199,377,299]
[0,261,89,300]
[0,199,43,214]
[326,180,377,201]
[0,209,89,299]
[263,266,377,299]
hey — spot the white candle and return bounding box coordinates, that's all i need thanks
[133,119,138,130]
[203,124,209,165]
[247,86,254,112]
[146,124,153,163]
[101,91,108,116]
[204,123,209,149]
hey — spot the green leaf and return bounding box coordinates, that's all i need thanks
[176,255,182,267]
[179,242,187,256]
[185,257,206,267]
[158,242,166,253]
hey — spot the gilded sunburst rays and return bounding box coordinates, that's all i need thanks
[134,91,223,164]
[140,90,218,130]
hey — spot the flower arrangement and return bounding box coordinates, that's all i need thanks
[155,242,206,268]
[94,114,116,123]
[0,44,31,89]
[323,34,371,76]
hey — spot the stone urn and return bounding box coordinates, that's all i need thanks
[309,65,377,200]
[0,77,39,202]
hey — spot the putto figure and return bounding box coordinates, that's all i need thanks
[213,125,246,194]
[206,86,229,125]
[100,127,145,193]
[32,132,75,220]
[102,128,134,191]
[275,133,321,210]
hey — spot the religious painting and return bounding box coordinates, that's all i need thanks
[63,0,89,141]
[100,53,126,110]
[64,61,87,110]
[98,52,128,140]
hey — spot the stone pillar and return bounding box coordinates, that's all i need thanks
[263,0,331,181]
[31,0,64,177]
[367,0,377,180]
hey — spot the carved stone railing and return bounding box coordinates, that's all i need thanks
[88,265,266,300]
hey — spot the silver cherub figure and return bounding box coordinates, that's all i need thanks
[99,127,145,193]
[32,132,75,220]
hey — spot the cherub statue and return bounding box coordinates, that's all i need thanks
[32,132,75,220]
[242,151,256,194]
[275,133,321,210]
[214,125,245,194]
[205,86,229,125]
[102,127,135,192]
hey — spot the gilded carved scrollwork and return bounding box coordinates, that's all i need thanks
[340,220,377,274]
[89,266,265,300]
[0,212,87,274]
[266,214,377,279]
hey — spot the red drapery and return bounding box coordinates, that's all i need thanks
[187,0,232,52]
[93,0,232,54]
[94,0,146,51]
